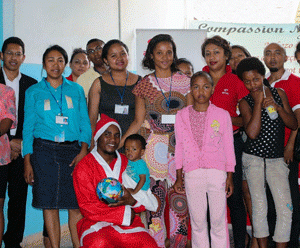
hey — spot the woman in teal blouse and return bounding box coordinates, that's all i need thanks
[23,45,91,248]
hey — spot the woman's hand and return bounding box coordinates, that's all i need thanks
[10,139,22,159]
[24,154,34,185]
[252,90,264,107]
[225,172,234,198]
[284,144,294,164]
[118,136,125,150]
[120,96,146,146]
[173,178,185,194]
[263,96,279,110]
[10,138,22,153]
[70,142,89,167]
[70,150,88,167]
[10,150,19,161]
[89,139,95,152]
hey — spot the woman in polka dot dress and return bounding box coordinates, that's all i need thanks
[237,57,297,248]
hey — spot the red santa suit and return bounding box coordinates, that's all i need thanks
[73,114,158,248]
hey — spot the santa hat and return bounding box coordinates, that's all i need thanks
[94,114,122,143]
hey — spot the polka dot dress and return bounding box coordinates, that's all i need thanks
[244,87,285,158]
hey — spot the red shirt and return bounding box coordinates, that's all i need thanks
[268,71,300,146]
[203,65,249,131]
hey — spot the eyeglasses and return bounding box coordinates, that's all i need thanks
[4,51,23,57]
[87,46,103,55]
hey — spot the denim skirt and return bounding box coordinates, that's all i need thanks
[30,138,80,209]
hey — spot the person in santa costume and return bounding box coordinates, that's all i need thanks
[73,114,159,247]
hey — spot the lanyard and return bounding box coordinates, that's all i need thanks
[154,72,172,112]
[45,79,63,115]
[110,71,129,105]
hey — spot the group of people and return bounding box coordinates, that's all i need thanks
[0,33,300,248]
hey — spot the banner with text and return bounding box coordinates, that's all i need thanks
[190,21,300,76]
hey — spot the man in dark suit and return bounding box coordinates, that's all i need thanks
[0,37,37,248]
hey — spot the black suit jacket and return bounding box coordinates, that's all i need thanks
[0,69,37,139]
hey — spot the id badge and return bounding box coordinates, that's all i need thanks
[161,114,175,124]
[115,104,129,115]
[65,96,73,109]
[55,131,65,142]
[56,115,69,125]
[44,99,51,111]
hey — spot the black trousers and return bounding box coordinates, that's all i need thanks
[267,159,300,247]
[227,134,247,248]
[3,154,28,247]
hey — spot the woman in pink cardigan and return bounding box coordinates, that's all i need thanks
[173,71,236,248]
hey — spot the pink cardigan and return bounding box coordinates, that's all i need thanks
[175,104,236,173]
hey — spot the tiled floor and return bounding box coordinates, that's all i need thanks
[20,224,72,248]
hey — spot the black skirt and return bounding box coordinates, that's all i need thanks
[30,138,80,209]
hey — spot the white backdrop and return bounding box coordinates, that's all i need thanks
[136,29,207,76]
[14,0,119,64]
[8,0,300,71]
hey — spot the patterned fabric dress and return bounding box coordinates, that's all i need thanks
[0,84,16,165]
[132,72,190,247]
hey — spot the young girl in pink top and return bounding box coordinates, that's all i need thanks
[173,71,236,248]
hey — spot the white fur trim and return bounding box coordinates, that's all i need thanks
[80,222,112,246]
[80,221,147,246]
[292,104,300,112]
[122,172,158,212]
[91,148,121,179]
[94,122,122,143]
[122,205,131,226]
[111,225,147,234]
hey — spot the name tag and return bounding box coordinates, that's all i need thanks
[55,131,65,142]
[56,115,68,125]
[161,114,175,124]
[44,99,51,111]
[115,104,129,115]
[66,96,73,109]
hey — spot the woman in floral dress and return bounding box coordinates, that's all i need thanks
[121,34,192,247]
